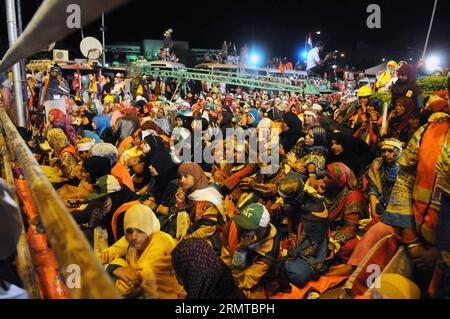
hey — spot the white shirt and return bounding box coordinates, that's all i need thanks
[306,47,321,70]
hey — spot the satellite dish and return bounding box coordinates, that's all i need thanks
[80,37,103,60]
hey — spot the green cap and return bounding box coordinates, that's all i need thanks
[233,203,270,231]
[86,175,121,201]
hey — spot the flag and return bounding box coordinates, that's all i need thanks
[306,32,313,48]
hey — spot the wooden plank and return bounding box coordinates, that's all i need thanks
[0,108,121,299]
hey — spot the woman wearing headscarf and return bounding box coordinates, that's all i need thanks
[327,131,374,177]
[172,238,244,299]
[93,113,114,144]
[367,138,402,219]
[170,115,192,164]
[115,113,141,150]
[375,60,398,92]
[323,162,366,260]
[46,128,79,179]
[387,97,415,145]
[91,142,135,192]
[175,163,225,253]
[71,156,139,245]
[154,108,171,136]
[280,112,304,155]
[44,108,78,144]
[146,146,179,205]
[390,63,423,113]
[98,204,185,299]
[244,108,262,128]
[285,125,327,185]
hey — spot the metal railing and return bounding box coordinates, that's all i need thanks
[129,67,318,94]
[0,107,121,299]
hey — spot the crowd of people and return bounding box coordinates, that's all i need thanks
[1,56,450,299]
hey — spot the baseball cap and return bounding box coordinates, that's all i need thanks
[233,203,270,231]
[86,175,121,201]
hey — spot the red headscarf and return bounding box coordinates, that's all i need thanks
[390,97,414,133]
[326,162,357,190]
[391,64,422,98]
[178,162,209,194]
[48,109,66,123]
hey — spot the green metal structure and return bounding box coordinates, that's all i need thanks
[128,63,322,95]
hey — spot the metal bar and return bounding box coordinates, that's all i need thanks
[5,0,26,127]
[0,107,121,299]
[0,0,131,72]
[101,12,106,66]
[147,69,305,94]
[16,0,29,127]
[0,121,41,299]
[422,0,438,59]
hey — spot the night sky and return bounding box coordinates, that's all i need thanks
[1,0,449,69]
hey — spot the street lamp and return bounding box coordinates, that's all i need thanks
[340,53,345,58]
[382,58,386,62]
[316,31,321,35]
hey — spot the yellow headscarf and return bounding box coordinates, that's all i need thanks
[376,60,398,91]
[124,204,160,237]
[47,128,70,155]
[386,60,398,69]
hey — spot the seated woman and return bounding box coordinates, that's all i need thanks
[367,138,402,219]
[91,142,135,192]
[46,128,79,180]
[114,112,140,152]
[57,138,95,205]
[144,145,179,230]
[221,203,279,298]
[285,125,327,186]
[175,163,225,253]
[71,156,139,245]
[327,131,374,178]
[280,112,304,155]
[154,107,171,135]
[98,204,185,299]
[387,97,415,147]
[93,113,114,144]
[324,162,366,261]
[278,176,330,291]
[171,238,244,299]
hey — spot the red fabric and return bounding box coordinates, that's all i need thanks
[329,189,364,224]
[227,221,239,255]
[27,225,71,299]
[49,108,66,122]
[14,178,39,222]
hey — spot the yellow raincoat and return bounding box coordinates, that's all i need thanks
[101,204,185,299]
[375,60,398,92]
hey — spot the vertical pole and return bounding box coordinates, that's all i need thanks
[422,0,438,60]
[5,0,26,127]
[16,0,29,126]
[101,12,106,66]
